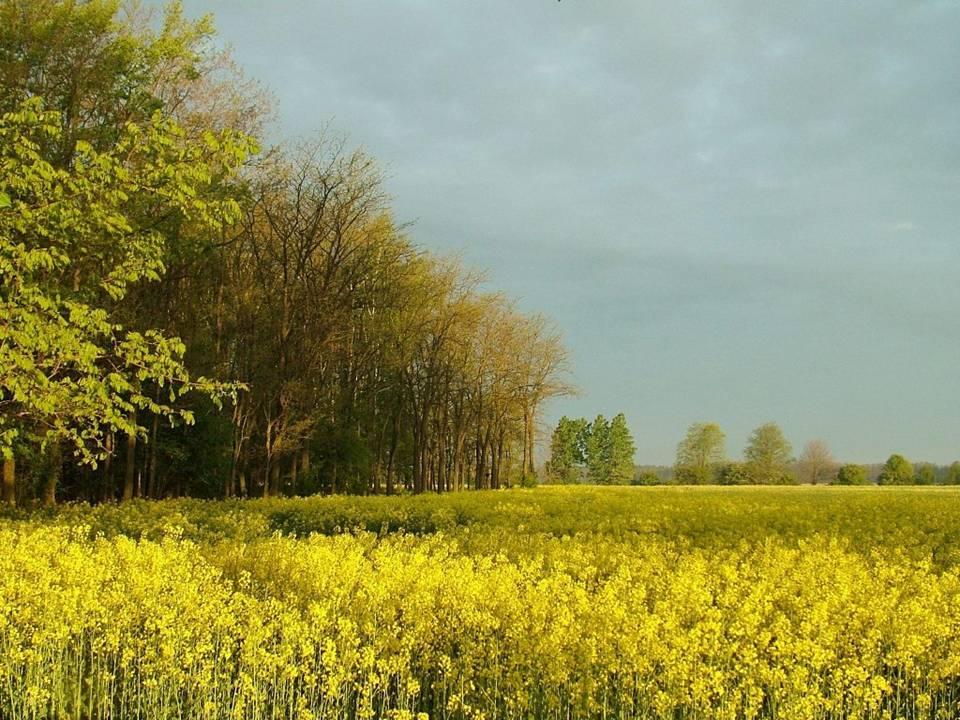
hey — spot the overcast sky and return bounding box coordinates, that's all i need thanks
[182,0,960,465]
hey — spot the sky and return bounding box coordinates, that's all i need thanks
[180,0,960,465]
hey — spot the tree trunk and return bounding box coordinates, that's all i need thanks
[43,443,62,506]
[103,433,114,502]
[123,422,137,502]
[147,407,159,499]
[2,456,15,506]
[301,447,311,485]
[270,461,281,496]
[523,407,536,480]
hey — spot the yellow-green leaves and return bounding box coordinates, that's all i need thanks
[0,98,251,462]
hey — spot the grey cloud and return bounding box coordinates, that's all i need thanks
[185,0,960,463]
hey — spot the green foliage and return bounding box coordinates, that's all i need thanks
[674,464,714,485]
[546,416,588,484]
[580,413,636,485]
[877,454,915,486]
[717,461,752,486]
[915,463,937,486]
[834,464,869,486]
[948,462,960,485]
[585,415,611,483]
[0,99,253,463]
[632,469,661,486]
[674,421,725,484]
[744,422,794,484]
[607,413,636,484]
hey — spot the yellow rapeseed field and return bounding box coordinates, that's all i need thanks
[3,486,960,720]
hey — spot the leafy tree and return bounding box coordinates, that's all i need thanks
[947,461,960,485]
[546,416,588,484]
[915,463,936,486]
[585,415,611,484]
[607,413,636,485]
[632,469,660,486]
[0,100,251,502]
[796,439,837,485]
[744,422,794,484]
[674,421,725,484]
[717,461,752,485]
[877,454,915,486]
[834,464,868,485]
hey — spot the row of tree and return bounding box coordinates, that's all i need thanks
[545,414,636,484]
[0,1,570,504]
[547,417,960,486]
[672,422,960,486]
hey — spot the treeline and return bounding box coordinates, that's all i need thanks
[0,1,570,504]
[548,418,960,486]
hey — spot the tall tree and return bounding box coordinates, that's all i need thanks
[675,421,725,484]
[744,422,794,484]
[547,416,588,484]
[796,439,837,485]
[877,454,915,486]
[947,461,960,485]
[607,413,636,485]
[0,100,251,499]
[585,415,611,484]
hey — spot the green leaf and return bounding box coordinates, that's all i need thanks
[0,191,10,209]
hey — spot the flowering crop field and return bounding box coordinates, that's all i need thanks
[4,486,960,720]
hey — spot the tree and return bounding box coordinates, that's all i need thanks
[0,100,251,502]
[915,463,936,486]
[947,461,960,485]
[585,415,611,484]
[607,413,636,485]
[675,421,725,484]
[744,422,794,484]
[834,464,868,485]
[0,0,575,502]
[796,439,837,485]
[546,416,587,484]
[717,461,752,485]
[877,454,915,486]
[632,469,660,486]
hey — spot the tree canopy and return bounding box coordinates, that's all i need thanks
[0,0,572,503]
[744,422,794,484]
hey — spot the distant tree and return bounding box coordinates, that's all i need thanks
[947,461,960,485]
[877,454,915,486]
[796,439,837,485]
[717,461,752,485]
[915,463,936,486]
[546,416,588,484]
[585,415,611,484]
[632,469,660,486]
[744,422,794,484]
[607,413,636,485]
[674,422,725,485]
[834,464,868,485]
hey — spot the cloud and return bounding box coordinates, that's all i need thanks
[185,0,960,463]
